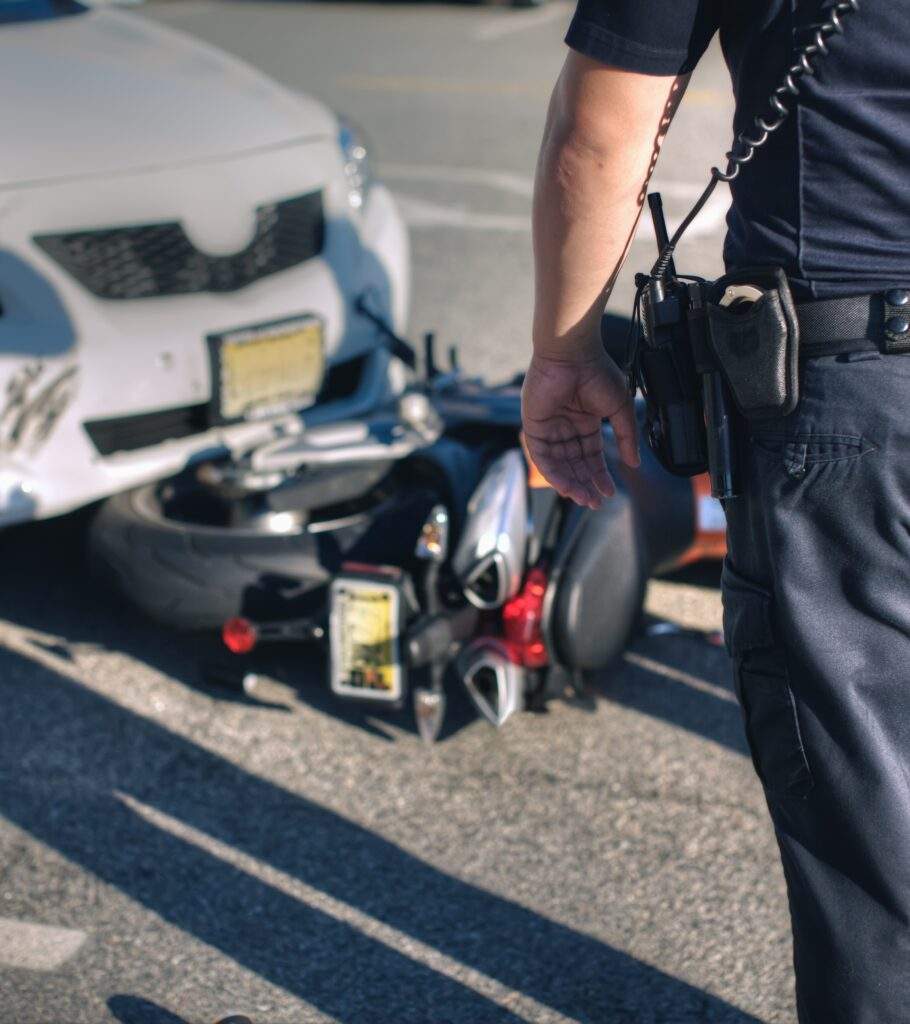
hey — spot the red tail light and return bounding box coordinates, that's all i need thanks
[501,567,549,668]
[222,616,258,655]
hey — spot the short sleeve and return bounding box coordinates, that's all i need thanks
[565,0,719,76]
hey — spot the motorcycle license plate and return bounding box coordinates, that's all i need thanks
[210,315,325,422]
[329,573,405,703]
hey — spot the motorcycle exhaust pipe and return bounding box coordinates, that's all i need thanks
[452,449,528,610]
[456,637,525,728]
[461,553,513,610]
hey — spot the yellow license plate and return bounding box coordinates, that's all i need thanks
[216,316,325,420]
[329,577,404,702]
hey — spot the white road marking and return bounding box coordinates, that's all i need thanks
[640,181,731,241]
[385,164,729,238]
[381,163,534,199]
[394,193,530,233]
[134,0,219,12]
[624,651,736,704]
[116,793,579,1024]
[0,917,87,971]
[475,2,573,42]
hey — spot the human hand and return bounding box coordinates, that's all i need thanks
[521,348,639,509]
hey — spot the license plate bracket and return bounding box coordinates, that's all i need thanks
[208,314,325,424]
[329,568,407,704]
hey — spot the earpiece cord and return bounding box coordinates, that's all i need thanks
[649,0,860,280]
[624,282,645,392]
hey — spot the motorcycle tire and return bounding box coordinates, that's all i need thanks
[543,487,648,671]
[88,483,335,632]
[89,472,442,633]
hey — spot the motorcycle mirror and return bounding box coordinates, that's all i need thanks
[398,391,443,442]
[415,505,450,563]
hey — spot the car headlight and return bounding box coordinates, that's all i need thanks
[337,116,373,211]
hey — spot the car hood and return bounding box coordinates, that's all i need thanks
[0,7,338,189]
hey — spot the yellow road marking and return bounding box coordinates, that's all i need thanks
[335,74,550,97]
[684,87,731,107]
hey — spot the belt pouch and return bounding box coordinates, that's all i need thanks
[706,267,800,420]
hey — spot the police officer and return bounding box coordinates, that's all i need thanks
[522,2,910,1020]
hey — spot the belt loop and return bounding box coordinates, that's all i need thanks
[784,440,808,480]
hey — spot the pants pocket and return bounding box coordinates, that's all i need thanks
[750,432,877,480]
[722,559,814,800]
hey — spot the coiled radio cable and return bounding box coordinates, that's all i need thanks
[650,0,860,280]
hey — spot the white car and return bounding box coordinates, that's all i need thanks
[0,0,410,527]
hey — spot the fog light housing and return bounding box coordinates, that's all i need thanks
[337,115,373,211]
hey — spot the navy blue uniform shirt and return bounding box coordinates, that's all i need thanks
[566,1,910,300]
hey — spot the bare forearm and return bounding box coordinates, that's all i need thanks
[532,55,685,361]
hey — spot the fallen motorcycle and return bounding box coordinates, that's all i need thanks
[91,323,724,739]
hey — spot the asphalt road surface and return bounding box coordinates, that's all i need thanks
[0,4,796,1023]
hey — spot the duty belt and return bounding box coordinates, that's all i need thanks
[797,289,910,358]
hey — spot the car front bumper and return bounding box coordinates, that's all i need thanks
[0,140,411,525]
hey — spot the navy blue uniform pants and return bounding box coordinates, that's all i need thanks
[722,349,910,1023]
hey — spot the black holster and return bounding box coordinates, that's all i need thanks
[706,267,800,421]
[632,266,800,499]
[636,276,709,477]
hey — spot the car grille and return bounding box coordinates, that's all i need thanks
[34,191,325,300]
[83,353,369,456]
[84,404,210,456]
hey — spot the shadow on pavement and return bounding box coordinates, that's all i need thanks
[0,513,745,756]
[0,636,761,1023]
[108,996,190,1024]
[0,513,435,743]
[590,556,751,757]
[600,635,749,758]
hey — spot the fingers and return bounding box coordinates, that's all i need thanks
[523,442,576,498]
[567,439,614,509]
[587,355,641,470]
[607,392,641,469]
[524,448,586,506]
[583,449,615,500]
[524,431,614,510]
